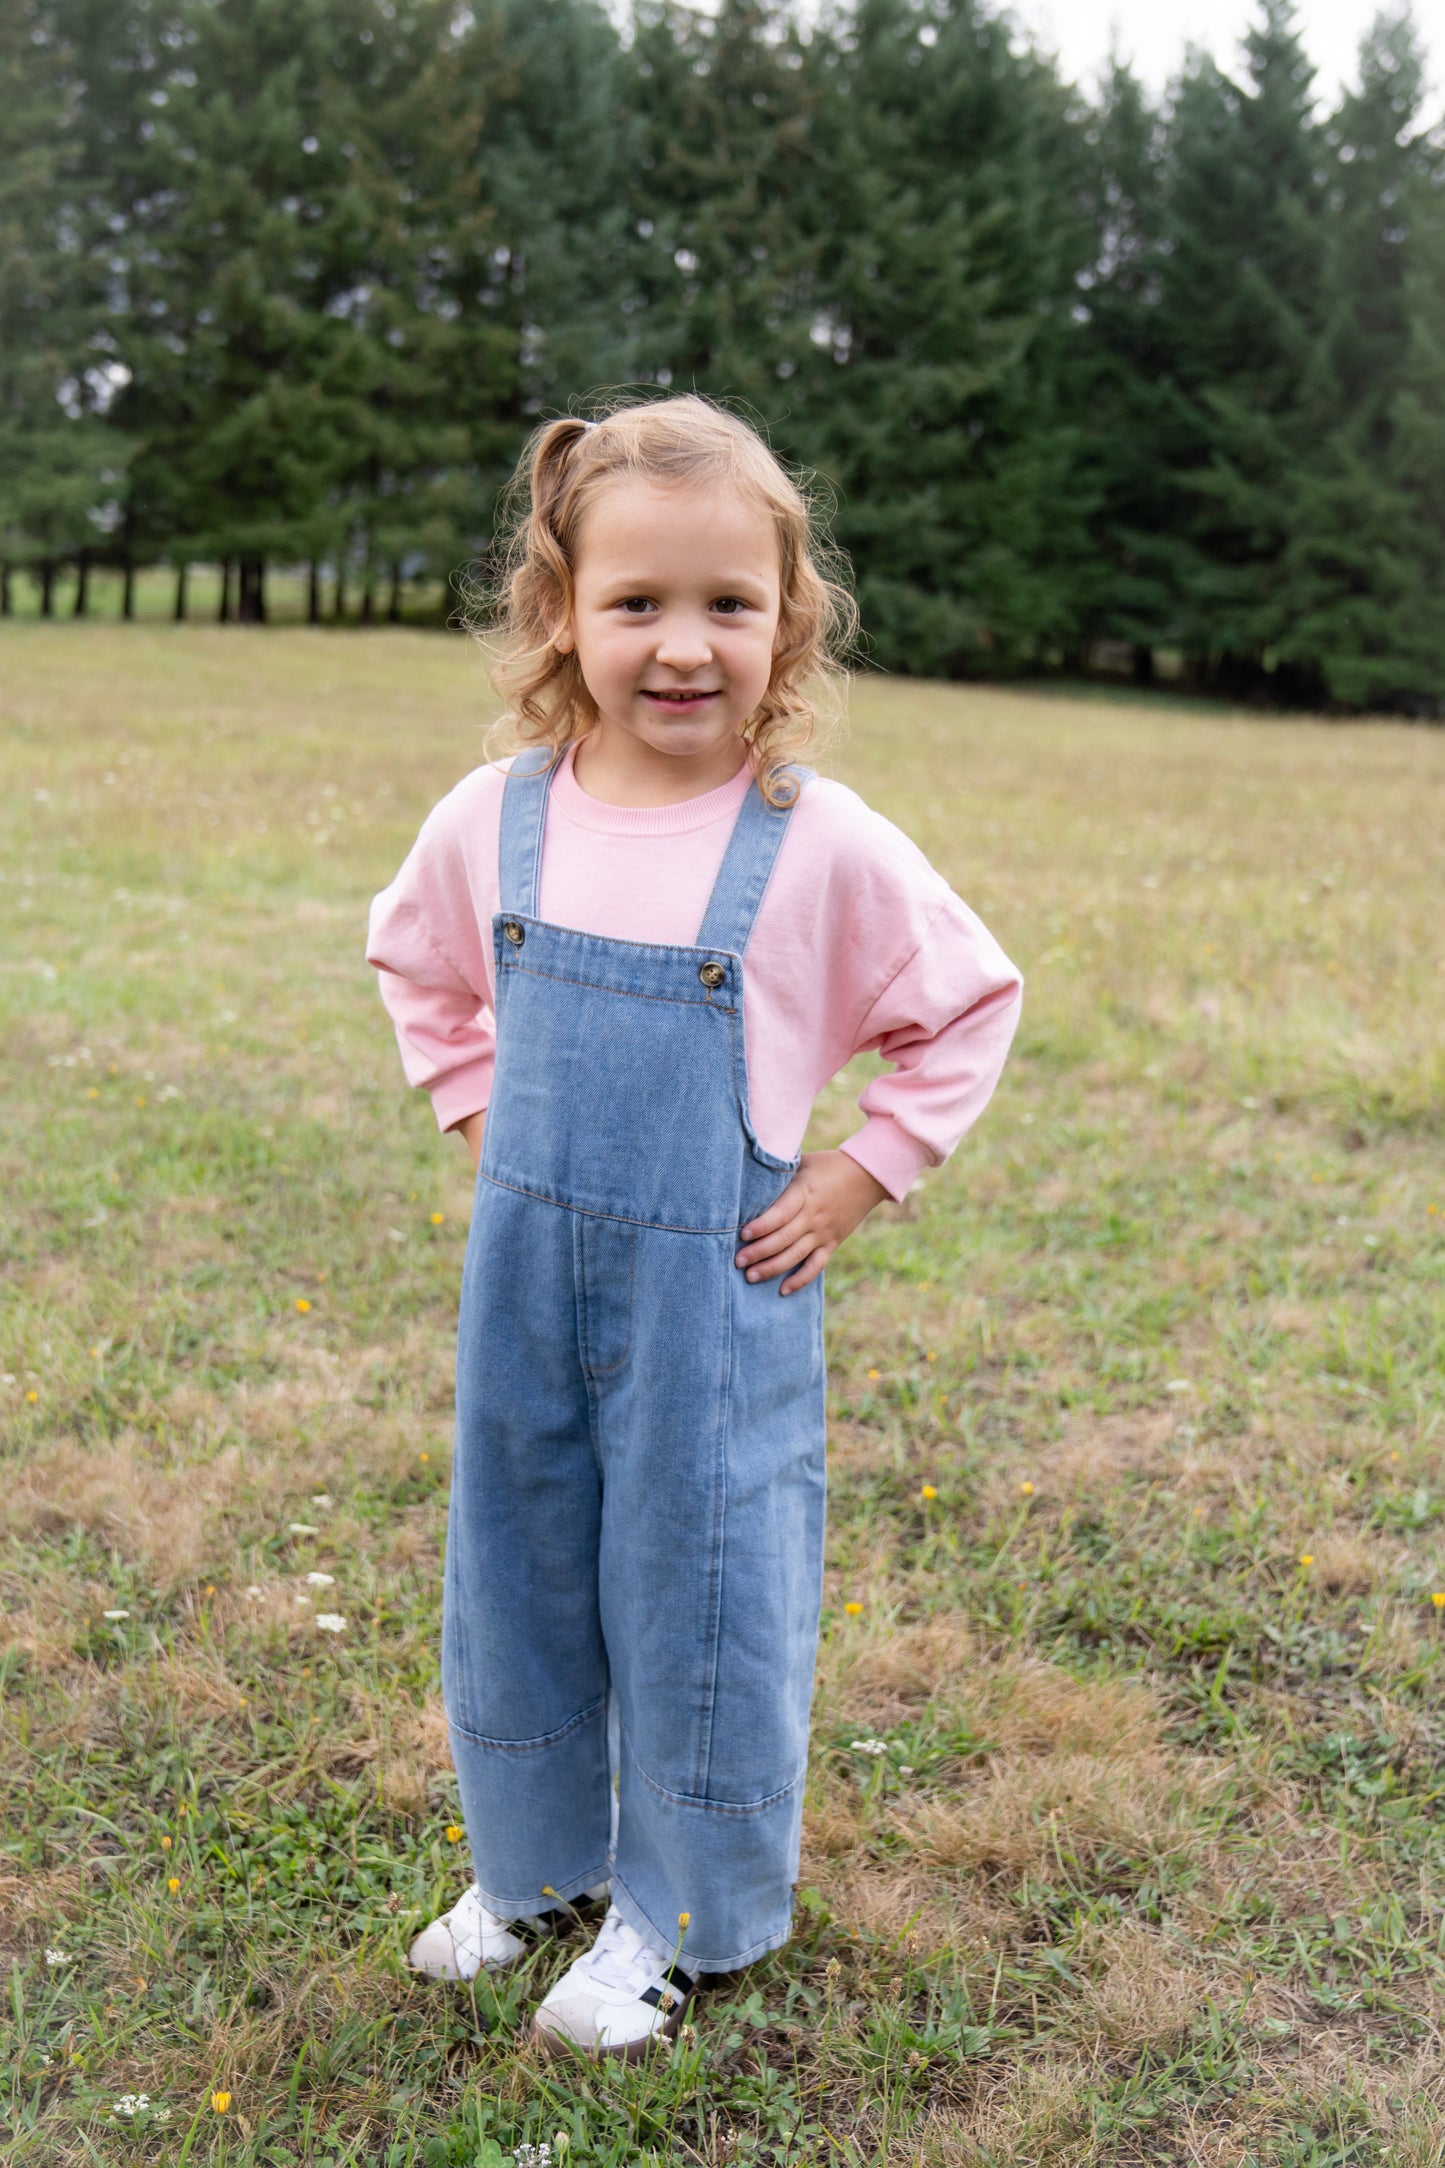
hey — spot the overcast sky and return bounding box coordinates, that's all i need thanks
[982,0,1443,110]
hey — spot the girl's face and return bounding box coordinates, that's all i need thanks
[560,478,782,781]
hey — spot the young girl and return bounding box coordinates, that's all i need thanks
[367,395,1021,2057]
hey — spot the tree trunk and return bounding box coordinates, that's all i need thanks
[387,561,402,624]
[174,562,188,621]
[333,560,346,623]
[0,563,10,616]
[72,552,90,617]
[1131,644,1154,686]
[121,557,135,621]
[236,555,267,623]
[360,570,375,625]
[219,556,233,623]
[39,561,55,617]
[307,560,321,625]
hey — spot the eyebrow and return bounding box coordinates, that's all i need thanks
[592,570,775,595]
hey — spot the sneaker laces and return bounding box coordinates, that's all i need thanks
[581,1908,672,1998]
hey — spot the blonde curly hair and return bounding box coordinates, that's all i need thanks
[477,394,857,806]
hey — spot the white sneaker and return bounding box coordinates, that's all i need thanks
[533,1905,696,2058]
[408,1880,613,1982]
[408,1884,531,1979]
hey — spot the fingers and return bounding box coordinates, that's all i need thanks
[735,1207,810,1270]
[738,1185,801,1243]
[780,1245,829,1295]
[740,1229,818,1284]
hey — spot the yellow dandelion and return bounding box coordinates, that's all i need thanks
[1299,1553,1314,1568]
[444,1824,463,1843]
[26,1389,38,1404]
[134,1094,147,1108]
[178,1804,187,1817]
[1020,1480,1035,1496]
[1429,1204,1439,1216]
[1433,1594,1445,1611]
[844,1600,863,1615]
[135,1975,147,1992]
[678,1911,691,1929]
[87,1087,98,1100]
[295,1297,311,1313]
[161,1835,172,1850]
[168,1876,180,1893]
[541,1884,557,1898]
[90,1346,100,1358]
[1390,1450,1401,1462]
[866,1368,880,1381]
[205,1585,215,1597]
[420,1450,430,1462]
[430,1211,445,1225]
[210,2091,231,2114]
[920,1484,938,1501]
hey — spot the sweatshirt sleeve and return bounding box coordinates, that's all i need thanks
[365,772,500,1132]
[837,889,1023,1200]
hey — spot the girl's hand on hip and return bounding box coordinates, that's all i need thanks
[456,1109,486,1172]
[735,1151,889,1296]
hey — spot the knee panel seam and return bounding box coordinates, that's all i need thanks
[449,1693,607,1756]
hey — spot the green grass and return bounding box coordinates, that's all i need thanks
[2,624,1444,2165]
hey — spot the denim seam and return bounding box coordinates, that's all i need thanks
[692,1263,732,1796]
[498,961,736,1013]
[572,1216,608,1478]
[478,1170,740,1238]
[450,1693,607,1755]
[578,1217,636,1380]
[622,1717,805,1818]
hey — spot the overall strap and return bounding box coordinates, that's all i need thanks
[497,744,559,918]
[695,766,810,957]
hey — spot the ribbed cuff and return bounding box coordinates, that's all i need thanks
[428,1061,493,1134]
[839,1117,934,1202]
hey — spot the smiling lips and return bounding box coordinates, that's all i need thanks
[641,687,718,708]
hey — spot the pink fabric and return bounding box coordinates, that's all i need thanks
[366,749,1022,1200]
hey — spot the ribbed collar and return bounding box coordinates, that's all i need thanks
[550,742,753,837]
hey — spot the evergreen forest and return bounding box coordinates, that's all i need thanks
[3,0,1444,710]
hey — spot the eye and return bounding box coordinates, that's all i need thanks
[617,596,656,615]
[711,597,750,616]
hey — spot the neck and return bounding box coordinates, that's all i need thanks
[571,723,750,808]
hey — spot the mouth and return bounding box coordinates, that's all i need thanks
[641,688,719,711]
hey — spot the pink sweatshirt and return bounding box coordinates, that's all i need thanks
[366,749,1022,1201]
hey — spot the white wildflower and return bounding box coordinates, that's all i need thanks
[244,1585,263,1600]
[287,1522,319,1536]
[45,1948,71,1966]
[310,1493,334,1509]
[305,1571,335,1587]
[315,1613,346,1633]
[102,1608,130,1620]
[849,1738,888,1757]
[1165,1380,1192,1395]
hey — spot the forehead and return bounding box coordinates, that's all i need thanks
[573,477,780,585]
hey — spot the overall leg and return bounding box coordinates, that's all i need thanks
[444,1183,611,1915]
[595,1225,827,1972]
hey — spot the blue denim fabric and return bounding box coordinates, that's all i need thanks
[443,749,827,1972]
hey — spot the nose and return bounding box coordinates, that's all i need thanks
[653,611,714,674]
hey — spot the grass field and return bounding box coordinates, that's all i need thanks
[2,625,1444,2167]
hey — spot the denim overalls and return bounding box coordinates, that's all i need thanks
[443,748,827,1973]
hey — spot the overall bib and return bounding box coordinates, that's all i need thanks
[443,749,827,1973]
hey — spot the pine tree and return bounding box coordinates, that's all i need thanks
[1155,1,1330,696]
[0,0,132,613]
[773,0,1096,676]
[1272,7,1445,707]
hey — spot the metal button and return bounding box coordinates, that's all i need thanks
[698,960,726,990]
[503,919,525,947]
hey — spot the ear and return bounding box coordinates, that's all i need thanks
[552,619,576,656]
